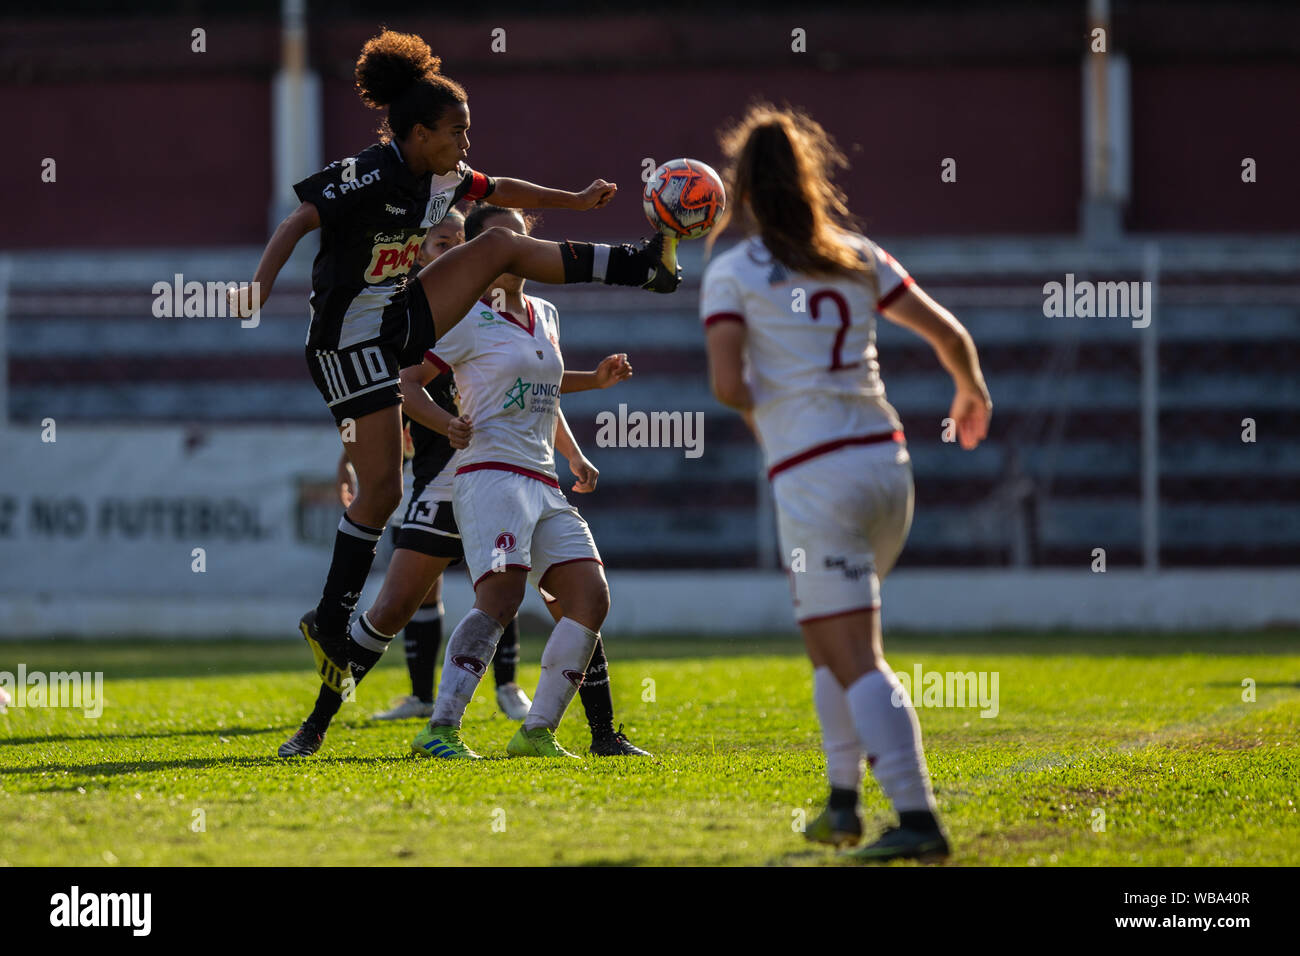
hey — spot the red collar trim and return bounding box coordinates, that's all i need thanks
[479,296,535,336]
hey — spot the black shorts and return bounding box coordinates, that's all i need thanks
[307,279,438,425]
[393,483,464,562]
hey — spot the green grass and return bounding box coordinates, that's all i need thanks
[1,632,1297,866]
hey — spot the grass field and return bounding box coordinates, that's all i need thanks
[1,632,1297,866]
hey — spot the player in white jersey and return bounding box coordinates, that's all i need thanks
[701,104,992,862]
[407,205,633,759]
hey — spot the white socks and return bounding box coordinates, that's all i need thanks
[813,666,864,791]
[845,666,937,813]
[524,617,598,731]
[429,608,503,728]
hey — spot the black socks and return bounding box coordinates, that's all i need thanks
[579,638,615,736]
[315,514,383,637]
[829,787,859,812]
[899,809,942,833]
[404,605,442,703]
[494,618,520,686]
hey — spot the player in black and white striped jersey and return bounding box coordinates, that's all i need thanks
[230,29,680,717]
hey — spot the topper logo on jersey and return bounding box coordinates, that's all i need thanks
[365,236,423,283]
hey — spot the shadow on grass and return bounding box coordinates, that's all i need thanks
[0,724,295,747]
[3,753,420,780]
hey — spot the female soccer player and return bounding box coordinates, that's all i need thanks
[280,206,650,759]
[230,29,679,699]
[409,205,633,759]
[701,105,992,862]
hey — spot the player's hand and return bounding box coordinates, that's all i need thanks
[574,180,617,210]
[337,459,357,508]
[568,455,599,493]
[448,416,473,450]
[594,353,632,389]
[402,423,415,460]
[949,386,992,450]
[226,283,263,318]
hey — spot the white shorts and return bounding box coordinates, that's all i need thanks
[772,441,913,623]
[453,465,602,590]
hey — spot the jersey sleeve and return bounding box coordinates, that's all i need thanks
[293,154,382,229]
[866,241,916,311]
[427,308,479,372]
[699,261,746,328]
[452,163,496,204]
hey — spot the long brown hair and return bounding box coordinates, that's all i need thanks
[711,103,874,288]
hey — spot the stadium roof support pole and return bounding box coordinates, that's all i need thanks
[1141,242,1160,571]
[271,0,322,233]
[1081,0,1130,241]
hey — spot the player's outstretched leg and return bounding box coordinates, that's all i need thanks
[493,617,531,720]
[417,227,680,342]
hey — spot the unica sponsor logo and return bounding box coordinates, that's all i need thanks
[365,234,423,283]
[502,378,560,411]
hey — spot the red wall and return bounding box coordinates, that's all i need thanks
[1,9,1296,249]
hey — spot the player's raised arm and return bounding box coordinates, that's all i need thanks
[490,177,617,211]
[880,283,992,451]
[560,353,633,393]
[229,201,320,316]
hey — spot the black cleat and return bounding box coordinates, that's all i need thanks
[299,609,350,694]
[589,723,653,757]
[606,233,681,293]
[843,824,950,863]
[277,721,326,757]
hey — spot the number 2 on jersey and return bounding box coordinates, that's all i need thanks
[808,290,859,371]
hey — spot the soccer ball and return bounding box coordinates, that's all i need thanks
[643,158,726,240]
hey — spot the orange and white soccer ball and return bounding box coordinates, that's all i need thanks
[643,158,726,240]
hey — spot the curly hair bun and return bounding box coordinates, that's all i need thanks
[355,29,442,109]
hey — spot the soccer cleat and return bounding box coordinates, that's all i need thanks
[299,609,350,694]
[277,721,326,758]
[804,802,864,848]
[606,233,680,294]
[371,695,434,721]
[842,824,950,863]
[506,725,582,758]
[589,723,652,757]
[412,723,482,759]
[495,683,532,721]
